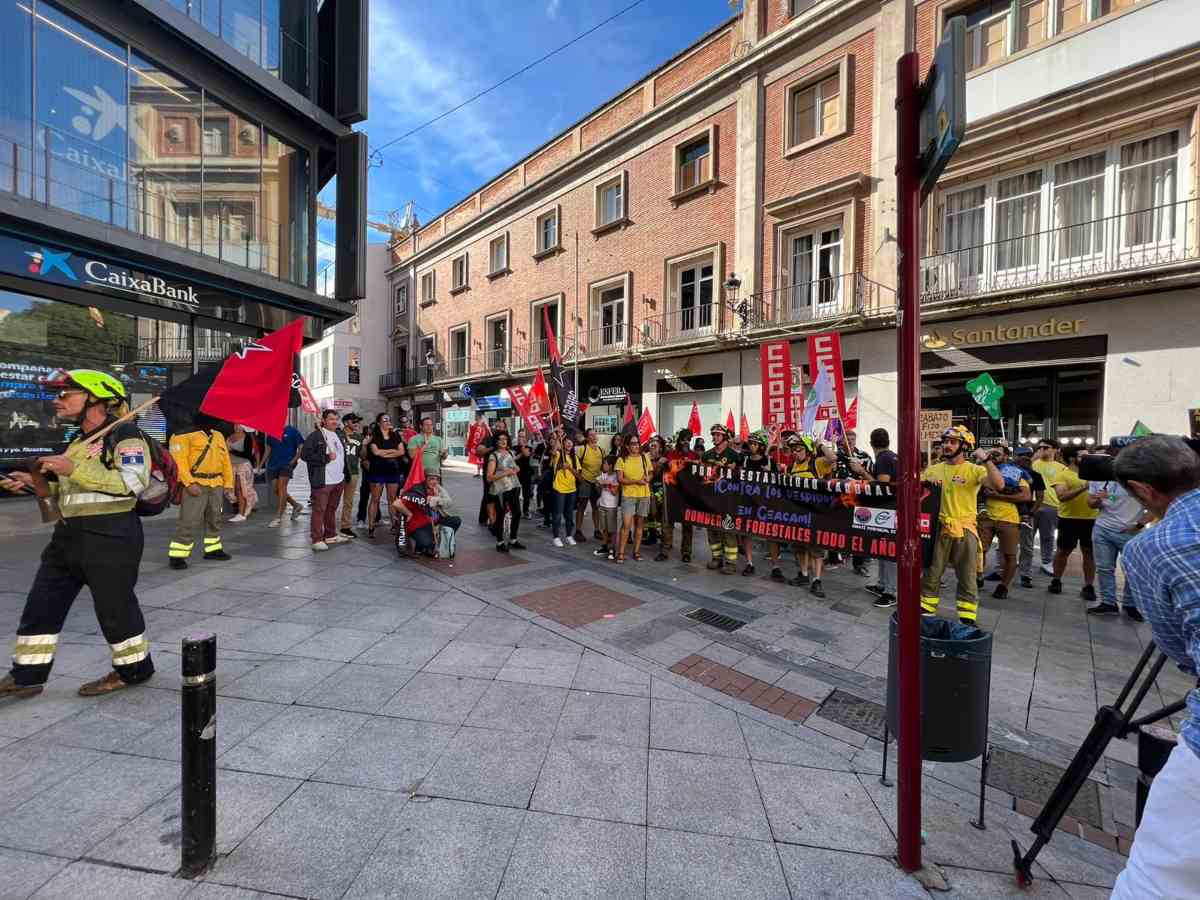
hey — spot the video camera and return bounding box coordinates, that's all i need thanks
[1078,435,1200,481]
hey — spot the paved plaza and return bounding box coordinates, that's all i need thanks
[0,465,1181,898]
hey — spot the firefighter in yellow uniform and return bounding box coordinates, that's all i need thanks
[168,419,234,569]
[920,425,1004,624]
[0,369,155,698]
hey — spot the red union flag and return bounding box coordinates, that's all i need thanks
[807,331,847,421]
[759,340,793,429]
[508,383,544,436]
[199,319,304,438]
[294,373,320,416]
[637,407,655,445]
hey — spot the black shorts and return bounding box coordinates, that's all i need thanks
[1056,517,1095,553]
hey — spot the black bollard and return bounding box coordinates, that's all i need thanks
[180,633,217,877]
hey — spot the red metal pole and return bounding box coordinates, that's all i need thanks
[894,50,924,874]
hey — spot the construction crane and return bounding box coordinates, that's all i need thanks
[315,200,417,241]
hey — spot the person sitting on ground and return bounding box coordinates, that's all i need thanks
[592,456,621,561]
[394,471,460,557]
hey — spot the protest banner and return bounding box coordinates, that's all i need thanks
[807,331,848,421]
[919,409,953,443]
[664,462,940,563]
[760,340,793,429]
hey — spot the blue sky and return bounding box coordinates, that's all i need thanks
[316,0,734,270]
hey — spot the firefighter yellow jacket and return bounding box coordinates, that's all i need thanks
[170,429,234,489]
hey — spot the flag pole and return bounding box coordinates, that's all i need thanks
[574,232,580,417]
[82,396,161,447]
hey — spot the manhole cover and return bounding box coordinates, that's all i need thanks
[684,608,746,633]
[986,748,1103,829]
[817,689,888,741]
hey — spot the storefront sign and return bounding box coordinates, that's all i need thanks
[922,317,1086,350]
[664,463,940,562]
[807,332,847,421]
[919,410,953,443]
[445,408,471,423]
[587,385,626,403]
[760,340,793,429]
[330,399,354,409]
[474,395,511,411]
[414,393,436,403]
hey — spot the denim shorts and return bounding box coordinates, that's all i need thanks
[621,496,651,518]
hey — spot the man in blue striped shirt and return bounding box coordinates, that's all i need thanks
[1110,436,1200,899]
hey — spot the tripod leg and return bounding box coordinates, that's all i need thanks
[972,744,991,830]
[880,723,892,787]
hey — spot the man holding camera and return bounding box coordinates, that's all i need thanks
[1110,435,1200,898]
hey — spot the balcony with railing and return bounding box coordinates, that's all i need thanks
[136,335,235,363]
[921,198,1199,304]
[379,370,413,391]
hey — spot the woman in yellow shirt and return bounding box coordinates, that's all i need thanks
[615,434,652,562]
[784,437,837,598]
[550,435,580,547]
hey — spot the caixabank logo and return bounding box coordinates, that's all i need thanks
[24,248,78,280]
[18,242,199,307]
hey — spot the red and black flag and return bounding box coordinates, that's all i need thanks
[542,305,580,434]
[620,394,638,440]
[157,320,304,438]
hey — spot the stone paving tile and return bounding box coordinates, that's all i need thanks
[136,696,287,763]
[651,698,748,758]
[496,811,645,900]
[344,798,524,900]
[297,663,418,713]
[571,650,652,697]
[166,588,267,616]
[465,681,568,734]
[420,726,551,808]
[313,716,458,792]
[218,657,344,704]
[555,690,650,748]
[454,615,530,646]
[752,760,894,854]
[352,629,458,670]
[377,671,492,725]
[495,646,582,687]
[27,685,177,752]
[0,754,179,857]
[89,770,300,872]
[647,749,771,841]
[646,828,791,900]
[775,844,930,899]
[530,739,648,825]
[737,715,856,772]
[509,579,643,627]
[418,548,527,577]
[218,706,369,779]
[285,626,388,662]
[209,781,401,900]
[29,861,191,899]
[0,847,69,900]
[424,639,515,679]
[0,741,107,813]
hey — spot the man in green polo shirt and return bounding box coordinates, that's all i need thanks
[408,415,448,477]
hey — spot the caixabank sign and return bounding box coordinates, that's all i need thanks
[2,235,200,309]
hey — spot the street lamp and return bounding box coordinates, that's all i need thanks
[724,272,750,330]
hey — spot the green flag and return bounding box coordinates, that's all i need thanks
[1131,420,1152,437]
[966,372,1004,420]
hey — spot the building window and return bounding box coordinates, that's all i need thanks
[1118,132,1178,247]
[449,325,469,376]
[964,1,1010,72]
[419,336,436,382]
[786,63,846,153]
[1057,0,1088,33]
[594,172,628,230]
[485,315,508,370]
[488,233,509,275]
[320,347,331,386]
[531,296,561,363]
[588,276,629,352]
[536,208,560,254]
[789,0,818,14]
[421,271,436,304]
[451,254,469,291]
[676,262,715,334]
[1053,152,1106,259]
[1016,0,1048,51]
[675,132,712,195]
[787,225,843,315]
[944,186,987,277]
[202,117,230,156]
[994,171,1042,271]
[394,284,408,317]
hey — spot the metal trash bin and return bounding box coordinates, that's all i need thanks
[886,614,993,763]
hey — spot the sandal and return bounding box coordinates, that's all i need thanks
[616,555,625,564]
[632,552,643,561]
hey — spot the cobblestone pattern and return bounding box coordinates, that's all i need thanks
[670,655,819,723]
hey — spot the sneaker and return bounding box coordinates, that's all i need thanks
[1123,606,1145,622]
[742,564,755,577]
[770,567,785,582]
[312,541,329,552]
[565,536,577,546]
[1080,584,1097,602]
[721,561,737,575]
[810,579,826,599]
[326,535,348,545]
[553,537,564,548]
[992,584,1009,600]
[1048,578,1062,594]
[573,531,587,544]
[1040,563,1055,576]
[853,564,870,577]
[789,573,810,587]
[655,552,669,562]
[608,550,615,561]
[865,584,885,597]
[976,577,985,589]
[1087,602,1119,616]
[593,530,603,540]
[509,540,527,550]
[593,547,609,557]
[290,505,303,519]
[873,592,897,608]
[267,517,281,528]
[496,542,509,553]
[706,559,722,570]
[203,550,232,561]
[229,514,246,523]
[984,572,1003,582]
[340,528,358,538]
[1020,576,1034,588]
[169,558,188,570]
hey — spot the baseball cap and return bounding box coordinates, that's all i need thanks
[1015,446,1033,457]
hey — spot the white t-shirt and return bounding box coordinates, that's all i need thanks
[1090,480,1145,532]
[322,427,345,485]
[597,472,620,509]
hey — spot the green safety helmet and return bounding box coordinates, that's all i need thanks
[44,368,127,401]
[748,429,769,446]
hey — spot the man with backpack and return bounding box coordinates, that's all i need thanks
[0,369,156,698]
[168,415,235,569]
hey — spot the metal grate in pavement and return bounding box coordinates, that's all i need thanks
[817,689,888,741]
[684,608,747,633]
[987,748,1104,829]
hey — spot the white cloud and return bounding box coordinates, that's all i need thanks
[546,0,561,18]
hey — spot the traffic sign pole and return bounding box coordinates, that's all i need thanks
[895,48,924,875]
